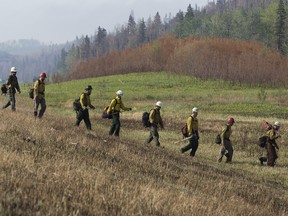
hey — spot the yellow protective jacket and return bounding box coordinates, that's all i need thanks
[149,108,163,128]
[221,125,232,141]
[80,92,95,110]
[187,115,198,136]
[107,96,129,113]
[34,79,45,99]
[266,128,280,149]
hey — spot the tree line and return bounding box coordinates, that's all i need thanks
[55,0,288,82]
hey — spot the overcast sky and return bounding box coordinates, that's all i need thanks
[0,0,208,45]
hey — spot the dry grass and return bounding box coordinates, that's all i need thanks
[0,94,287,216]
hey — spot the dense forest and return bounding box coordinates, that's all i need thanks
[0,0,286,82]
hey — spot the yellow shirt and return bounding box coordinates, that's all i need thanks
[107,96,129,113]
[187,116,198,136]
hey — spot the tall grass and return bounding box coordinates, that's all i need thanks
[0,72,288,215]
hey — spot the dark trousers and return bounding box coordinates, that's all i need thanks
[267,143,278,167]
[146,125,160,146]
[218,139,233,162]
[109,113,120,136]
[3,91,16,111]
[181,137,199,156]
[34,98,46,118]
[76,109,91,130]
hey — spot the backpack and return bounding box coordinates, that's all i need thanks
[215,134,221,144]
[1,84,7,95]
[181,124,188,137]
[29,88,34,99]
[142,111,151,128]
[73,98,81,111]
[258,135,268,148]
[102,106,113,119]
[102,98,118,119]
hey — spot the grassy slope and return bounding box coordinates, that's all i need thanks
[0,72,288,215]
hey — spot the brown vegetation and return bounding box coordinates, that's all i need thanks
[67,36,288,86]
[0,96,288,215]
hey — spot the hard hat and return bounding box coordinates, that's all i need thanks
[116,90,123,96]
[40,72,47,78]
[85,85,93,91]
[192,107,198,113]
[227,117,235,124]
[274,121,281,127]
[10,67,17,73]
[155,101,163,107]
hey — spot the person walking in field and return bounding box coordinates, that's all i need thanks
[2,67,21,111]
[34,72,47,118]
[180,107,200,157]
[75,85,95,130]
[218,117,235,163]
[266,121,281,167]
[258,120,272,165]
[145,101,164,147]
[107,90,132,137]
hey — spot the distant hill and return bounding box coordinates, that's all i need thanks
[0,39,63,82]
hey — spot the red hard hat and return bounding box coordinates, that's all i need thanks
[227,117,235,124]
[40,72,47,78]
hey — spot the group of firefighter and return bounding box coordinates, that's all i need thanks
[2,66,281,167]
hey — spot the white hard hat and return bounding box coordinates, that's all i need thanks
[10,67,17,73]
[116,90,123,96]
[274,121,281,127]
[155,101,163,107]
[192,107,198,113]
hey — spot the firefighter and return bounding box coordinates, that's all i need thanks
[145,101,164,147]
[180,107,199,157]
[75,85,95,130]
[107,90,132,137]
[2,67,21,111]
[34,72,47,118]
[266,121,281,167]
[218,117,235,163]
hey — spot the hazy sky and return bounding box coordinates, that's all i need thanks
[0,0,207,44]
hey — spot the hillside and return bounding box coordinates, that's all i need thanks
[0,72,288,215]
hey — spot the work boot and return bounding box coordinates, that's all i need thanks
[259,158,264,165]
[259,157,267,165]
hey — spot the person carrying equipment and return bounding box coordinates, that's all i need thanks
[2,67,21,111]
[107,90,132,137]
[180,107,199,157]
[145,101,164,147]
[34,72,47,118]
[218,117,235,163]
[266,121,281,167]
[75,85,95,130]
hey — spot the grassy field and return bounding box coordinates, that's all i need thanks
[1,71,288,215]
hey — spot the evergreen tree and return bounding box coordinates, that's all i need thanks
[80,35,91,60]
[276,0,287,55]
[137,18,146,45]
[174,10,185,38]
[127,12,137,48]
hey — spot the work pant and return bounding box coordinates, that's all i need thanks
[267,142,278,167]
[218,139,233,162]
[146,124,160,146]
[34,97,46,118]
[109,113,120,136]
[76,108,91,130]
[181,136,199,156]
[3,91,16,111]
